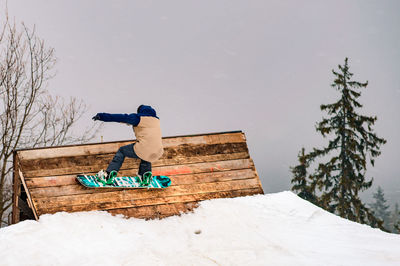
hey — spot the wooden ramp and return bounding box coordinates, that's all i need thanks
[12,131,263,223]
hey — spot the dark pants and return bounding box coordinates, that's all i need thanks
[106,144,151,176]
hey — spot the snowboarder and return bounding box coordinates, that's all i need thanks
[92,105,163,185]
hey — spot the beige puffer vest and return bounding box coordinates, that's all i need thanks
[133,116,163,162]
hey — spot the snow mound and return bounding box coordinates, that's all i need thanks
[1,191,399,266]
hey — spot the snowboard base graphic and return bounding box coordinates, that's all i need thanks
[76,174,171,189]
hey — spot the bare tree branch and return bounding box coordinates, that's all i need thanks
[0,9,99,227]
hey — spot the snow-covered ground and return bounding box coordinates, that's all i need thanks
[1,191,399,266]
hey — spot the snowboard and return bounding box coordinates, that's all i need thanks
[76,173,171,189]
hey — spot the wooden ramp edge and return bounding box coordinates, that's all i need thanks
[12,131,264,223]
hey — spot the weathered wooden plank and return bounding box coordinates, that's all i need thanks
[108,202,200,219]
[17,132,245,160]
[23,155,252,178]
[172,168,255,185]
[26,175,78,188]
[30,184,122,198]
[163,132,245,148]
[17,141,132,161]
[147,158,253,176]
[41,188,263,214]
[34,178,261,214]
[29,169,256,197]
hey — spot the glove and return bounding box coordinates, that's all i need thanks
[92,114,100,121]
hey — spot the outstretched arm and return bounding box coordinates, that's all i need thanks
[92,113,140,126]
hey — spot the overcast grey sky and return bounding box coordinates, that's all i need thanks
[3,0,399,204]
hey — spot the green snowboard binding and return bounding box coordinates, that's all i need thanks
[96,170,153,187]
[135,172,153,187]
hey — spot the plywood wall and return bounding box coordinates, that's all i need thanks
[12,131,263,223]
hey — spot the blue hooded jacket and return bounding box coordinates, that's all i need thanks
[95,105,163,162]
[96,105,159,126]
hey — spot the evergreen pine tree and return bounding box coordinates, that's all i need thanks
[369,186,391,230]
[389,203,400,233]
[292,58,386,229]
[290,148,317,204]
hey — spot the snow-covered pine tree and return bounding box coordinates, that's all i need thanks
[369,186,391,230]
[297,58,386,229]
[290,148,318,204]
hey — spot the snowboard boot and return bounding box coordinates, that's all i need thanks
[96,170,117,185]
[95,169,107,184]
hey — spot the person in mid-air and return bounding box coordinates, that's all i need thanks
[92,105,163,184]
